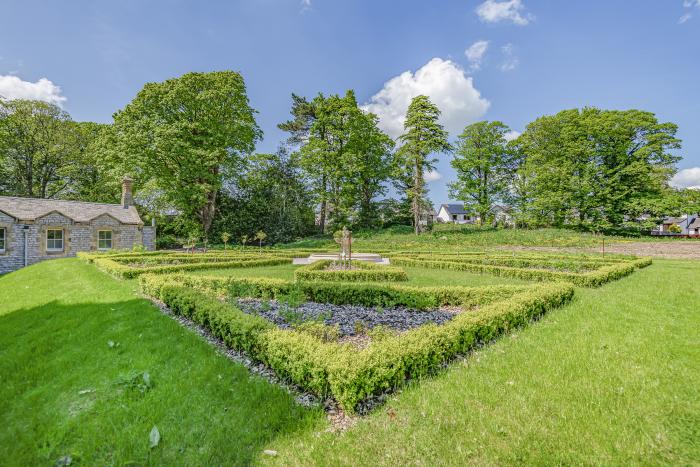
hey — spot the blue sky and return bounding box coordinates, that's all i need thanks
[2,0,700,202]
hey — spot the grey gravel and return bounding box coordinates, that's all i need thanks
[235,299,456,336]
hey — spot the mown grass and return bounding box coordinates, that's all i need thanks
[258,259,700,465]
[276,226,700,252]
[187,263,528,287]
[2,253,698,465]
[0,259,322,466]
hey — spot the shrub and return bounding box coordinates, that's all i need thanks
[295,260,408,282]
[141,279,574,412]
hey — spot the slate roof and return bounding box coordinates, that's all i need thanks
[662,216,686,225]
[440,204,469,215]
[0,196,143,224]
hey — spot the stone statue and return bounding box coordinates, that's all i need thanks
[334,227,352,261]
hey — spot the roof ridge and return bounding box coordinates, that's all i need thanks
[0,195,123,208]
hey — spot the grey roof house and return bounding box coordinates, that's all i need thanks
[436,204,478,224]
[0,178,155,274]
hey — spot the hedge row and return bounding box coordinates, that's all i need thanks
[294,260,408,282]
[91,257,291,279]
[143,279,574,411]
[390,257,651,287]
[391,255,622,273]
[139,273,530,310]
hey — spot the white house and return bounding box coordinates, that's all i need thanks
[655,214,699,235]
[490,204,515,227]
[436,204,478,224]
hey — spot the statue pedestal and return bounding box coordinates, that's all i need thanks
[292,253,389,265]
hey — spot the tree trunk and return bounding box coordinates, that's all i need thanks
[413,158,423,235]
[318,174,327,234]
[200,189,218,238]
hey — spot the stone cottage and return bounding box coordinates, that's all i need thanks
[0,178,155,274]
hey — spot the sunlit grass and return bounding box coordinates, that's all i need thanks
[0,259,322,465]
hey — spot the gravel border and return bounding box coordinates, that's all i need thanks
[235,299,456,336]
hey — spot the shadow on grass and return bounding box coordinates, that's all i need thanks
[0,299,323,465]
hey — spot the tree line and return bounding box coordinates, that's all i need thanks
[1,70,697,245]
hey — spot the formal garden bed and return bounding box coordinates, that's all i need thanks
[75,248,652,412]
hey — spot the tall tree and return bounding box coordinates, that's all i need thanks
[110,71,261,239]
[515,108,681,229]
[0,99,85,198]
[212,150,316,243]
[449,121,516,224]
[395,95,451,234]
[347,110,394,228]
[279,90,393,231]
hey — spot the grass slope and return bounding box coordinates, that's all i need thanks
[260,260,700,465]
[2,256,698,465]
[0,259,322,466]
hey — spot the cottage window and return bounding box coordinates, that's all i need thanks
[98,230,113,250]
[452,214,457,221]
[46,229,64,252]
[0,228,5,252]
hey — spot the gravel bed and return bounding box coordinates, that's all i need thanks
[236,299,456,336]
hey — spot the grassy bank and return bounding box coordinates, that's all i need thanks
[260,259,700,465]
[0,259,322,466]
[1,256,698,465]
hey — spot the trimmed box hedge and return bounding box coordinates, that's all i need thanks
[87,256,291,279]
[141,277,574,412]
[140,273,531,310]
[390,256,651,287]
[294,260,408,282]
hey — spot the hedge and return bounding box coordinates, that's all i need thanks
[294,260,408,282]
[139,273,530,310]
[91,257,291,279]
[390,256,651,287]
[141,278,574,411]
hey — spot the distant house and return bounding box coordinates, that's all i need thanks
[0,178,155,274]
[689,217,700,236]
[654,214,699,236]
[490,204,515,227]
[418,203,436,227]
[436,204,478,224]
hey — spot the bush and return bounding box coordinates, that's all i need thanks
[390,256,651,287]
[141,279,574,412]
[295,260,408,282]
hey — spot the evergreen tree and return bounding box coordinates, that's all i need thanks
[449,121,516,224]
[395,95,451,234]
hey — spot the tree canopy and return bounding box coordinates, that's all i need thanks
[109,71,262,238]
[395,95,451,234]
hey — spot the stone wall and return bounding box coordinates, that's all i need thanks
[0,211,155,274]
[142,226,157,251]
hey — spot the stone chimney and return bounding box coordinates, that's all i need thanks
[121,177,134,209]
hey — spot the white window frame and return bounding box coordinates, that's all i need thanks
[98,230,113,250]
[46,228,64,252]
[0,227,5,253]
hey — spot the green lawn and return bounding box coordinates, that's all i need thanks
[1,257,698,465]
[261,259,700,465]
[0,259,322,466]
[188,263,528,287]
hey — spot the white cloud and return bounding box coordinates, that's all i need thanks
[504,130,521,141]
[671,167,700,189]
[500,43,519,71]
[300,0,312,11]
[680,0,700,22]
[0,75,66,106]
[362,57,491,139]
[424,169,442,183]
[465,40,489,71]
[475,0,533,25]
